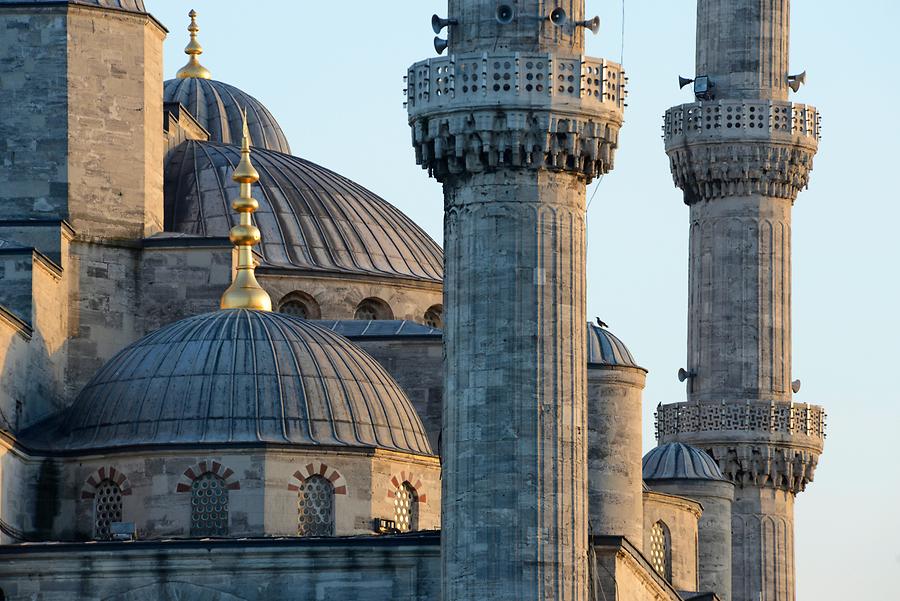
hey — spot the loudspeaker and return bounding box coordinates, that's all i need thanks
[678,76,694,90]
[433,36,448,55]
[431,14,457,34]
[788,71,807,93]
[577,16,601,35]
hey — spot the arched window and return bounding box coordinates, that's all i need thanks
[354,297,393,321]
[93,479,123,540]
[393,481,419,532]
[190,472,229,537]
[423,304,443,329]
[297,475,335,536]
[278,292,321,320]
[649,520,672,582]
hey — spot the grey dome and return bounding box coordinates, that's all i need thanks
[0,0,145,11]
[642,442,727,482]
[53,310,432,455]
[587,322,642,368]
[164,78,291,154]
[165,141,443,283]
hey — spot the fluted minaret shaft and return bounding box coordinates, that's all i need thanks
[696,0,791,100]
[660,2,825,601]
[408,1,625,600]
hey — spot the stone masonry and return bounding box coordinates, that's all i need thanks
[659,2,825,600]
[407,2,625,600]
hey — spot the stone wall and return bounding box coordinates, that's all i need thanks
[261,271,443,324]
[36,447,440,541]
[587,365,646,550]
[354,337,443,450]
[0,246,68,429]
[0,536,442,600]
[643,490,702,592]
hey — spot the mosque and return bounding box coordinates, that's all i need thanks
[0,1,826,601]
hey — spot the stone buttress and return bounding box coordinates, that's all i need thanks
[407,2,625,600]
[657,2,825,601]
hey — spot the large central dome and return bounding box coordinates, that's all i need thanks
[165,141,443,282]
[51,310,433,455]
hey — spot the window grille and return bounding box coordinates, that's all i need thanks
[297,475,335,536]
[394,481,419,532]
[280,300,309,318]
[650,520,672,581]
[93,479,123,540]
[424,306,443,328]
[190,473,229,536]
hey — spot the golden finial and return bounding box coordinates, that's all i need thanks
[176,9,212,80]
[220,109,272,311]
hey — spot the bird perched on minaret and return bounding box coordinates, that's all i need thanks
[596,317,609,328]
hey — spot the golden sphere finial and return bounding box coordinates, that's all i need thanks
[176,9,212,80]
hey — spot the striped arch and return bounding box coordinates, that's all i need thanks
[287,462,347,495]
[175,460,240,493]
[80,466,132,499]
[387,470,427,504]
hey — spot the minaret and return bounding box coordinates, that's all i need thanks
[220,111,272,311]
[176,9,212,80]
[407,2,625,600]
[657,2,825,601]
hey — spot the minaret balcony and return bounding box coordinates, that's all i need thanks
[406,53,626,180]
[663,99,820,146]
[655,400,826,493]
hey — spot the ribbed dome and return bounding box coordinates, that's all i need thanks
[587,322,642,368]
[165,141,443,282]
[164,78,291,154]
[53,310,432,455]
[0,0,145,11]
[642,442,727,482]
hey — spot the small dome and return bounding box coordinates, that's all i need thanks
[164,78,291,154]
[0,0,146,11]
[165,141,443,283]
[642,442,728,482]
[53,310,432,455]
[587,322,642,368]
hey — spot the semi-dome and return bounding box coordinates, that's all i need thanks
[164,78,291,154]
[50,310,433,455]
[165,140,443,283]
[642,442,727,482]
[587,322,642,369]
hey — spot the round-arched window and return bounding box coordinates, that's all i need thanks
[650,520,672,582]
[354,297,393,321]
[190,473,229,537]
[394,481,419,532]
[423,304,443,329]
[278,292,321,320]
[93,479,123,540]
[297,475,335,537]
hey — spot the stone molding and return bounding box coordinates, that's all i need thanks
[80,466,132,499]
[387,470,427,504]
[175,460,240,493]
[407,53,625,181]
[706,443,818,495]
[663,100,819,203]
[287,462,347,496]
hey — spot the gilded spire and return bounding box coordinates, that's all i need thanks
[220,110,272,311]
[176,9,212,80]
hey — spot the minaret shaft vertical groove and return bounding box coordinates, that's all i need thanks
[409,2,625,599]
[660,2,824,601]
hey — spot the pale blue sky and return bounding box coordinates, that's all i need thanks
[149,1,898,597]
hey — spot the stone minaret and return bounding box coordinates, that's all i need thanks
[407,2,625,600]
[657,2,825,601]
